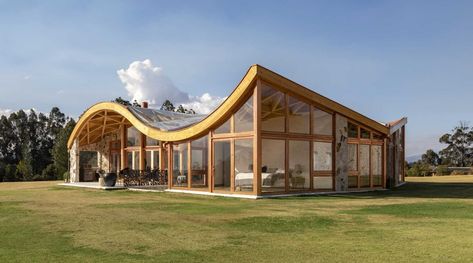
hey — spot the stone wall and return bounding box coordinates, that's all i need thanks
[334,114,348,191]
[68,131,119,182]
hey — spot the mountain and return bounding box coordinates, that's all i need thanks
[406,154,422,163]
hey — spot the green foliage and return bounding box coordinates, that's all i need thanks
[3,164,17,182]
[435,165,450,176]
[421,149,440,166]
[41,164,57,180]
[438,122,473,167]
[160,99,175,111]
[407,162,432,177]
[0,107,71,182]
[52,119,76,177]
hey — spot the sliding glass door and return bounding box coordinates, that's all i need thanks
[213,141,231,192]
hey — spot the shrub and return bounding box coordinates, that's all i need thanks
[41,164,58,181]
[451,170,469,175]
[62,171,70,181]
[407,162,432,177]
[435,165,450,176]
[4,164,17,182]
[0,162,5,182]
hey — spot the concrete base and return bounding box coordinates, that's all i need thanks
[59,182,388,199]
[59,182,126,190]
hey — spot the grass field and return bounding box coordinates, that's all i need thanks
[1,176,472,262]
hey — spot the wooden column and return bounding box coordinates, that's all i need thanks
[120,125,126,170]
[167,143,172,189]
[253,80,262,196]
[208,131,213,193]
[139,133,146,170]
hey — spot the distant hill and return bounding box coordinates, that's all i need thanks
[406,154,422,163]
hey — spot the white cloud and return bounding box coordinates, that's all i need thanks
[117,59,224,114]
[181,93,226,115]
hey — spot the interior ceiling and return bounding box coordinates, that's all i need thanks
[78,110,130,147]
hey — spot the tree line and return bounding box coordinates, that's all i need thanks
[0,108,76,182]
[408,122,473,176]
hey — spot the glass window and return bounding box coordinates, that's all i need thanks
[288,96,310,134]
[172,143,188,187]
[348,123,358,138]
[313,108,332,135]
[146,137,160,146]
[314,176,333,190]
[145,150,159,170]
[191,136,208,189]
[146,151,152,170]
[134,151,140,170]
[262,139,286,192]
[234,139,254,192]
[373,133,383,140]
[359,144,370,187]
[154,151,160,170]
[127,152,133,169]
[313,142,332,171]
[127,127,140,147]
[234,95,254,133]
[348,144,358,171]
[261,85,286,132]
[372,145,382,186]
[360,128,370,139]
[214,118,231,134]
[289,140,310,190]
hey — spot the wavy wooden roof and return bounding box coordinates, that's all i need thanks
[68,65,397,149]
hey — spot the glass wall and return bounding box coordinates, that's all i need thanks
[288,96,310,134]
[261,139,285,192]
[126,151,140,170]
[261,85,286,132]
[234,96,254,133]
[146,136,160,146]
[289,140,310,190]
[313,108,332,135]
[172,143,188,187]
[145,150,159,170]
[191,136,208,189]
[234,139,254,192]
[215,119,231,134]
[371,145,382,186]
[359,144,370,187]
[313,142,332,171]
[127,127,140,147]
[214,141,231,191]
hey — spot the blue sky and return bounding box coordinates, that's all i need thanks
[1,0,472,156]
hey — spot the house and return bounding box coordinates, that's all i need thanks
[67,65,406,198]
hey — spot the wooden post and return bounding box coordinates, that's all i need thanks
[253,80,262,196]
[120,125,126,170]
[139,133,146,170]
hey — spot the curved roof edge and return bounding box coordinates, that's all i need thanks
[68,64,393,149]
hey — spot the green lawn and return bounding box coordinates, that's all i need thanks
[1,176,472,263]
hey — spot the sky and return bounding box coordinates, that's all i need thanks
[0,0,472,157]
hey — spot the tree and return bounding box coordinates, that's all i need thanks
[421,149,440,166]
[0,116,17,164]
[161,100,175,111]
[439,122,473,167]
[52,119,76,179]
[407,162,432,177]
[113,97,132,106]
[17,145,34,181]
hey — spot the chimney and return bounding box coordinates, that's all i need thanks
[141,101,148,108]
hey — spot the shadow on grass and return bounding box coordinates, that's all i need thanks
[282,181,473,201]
